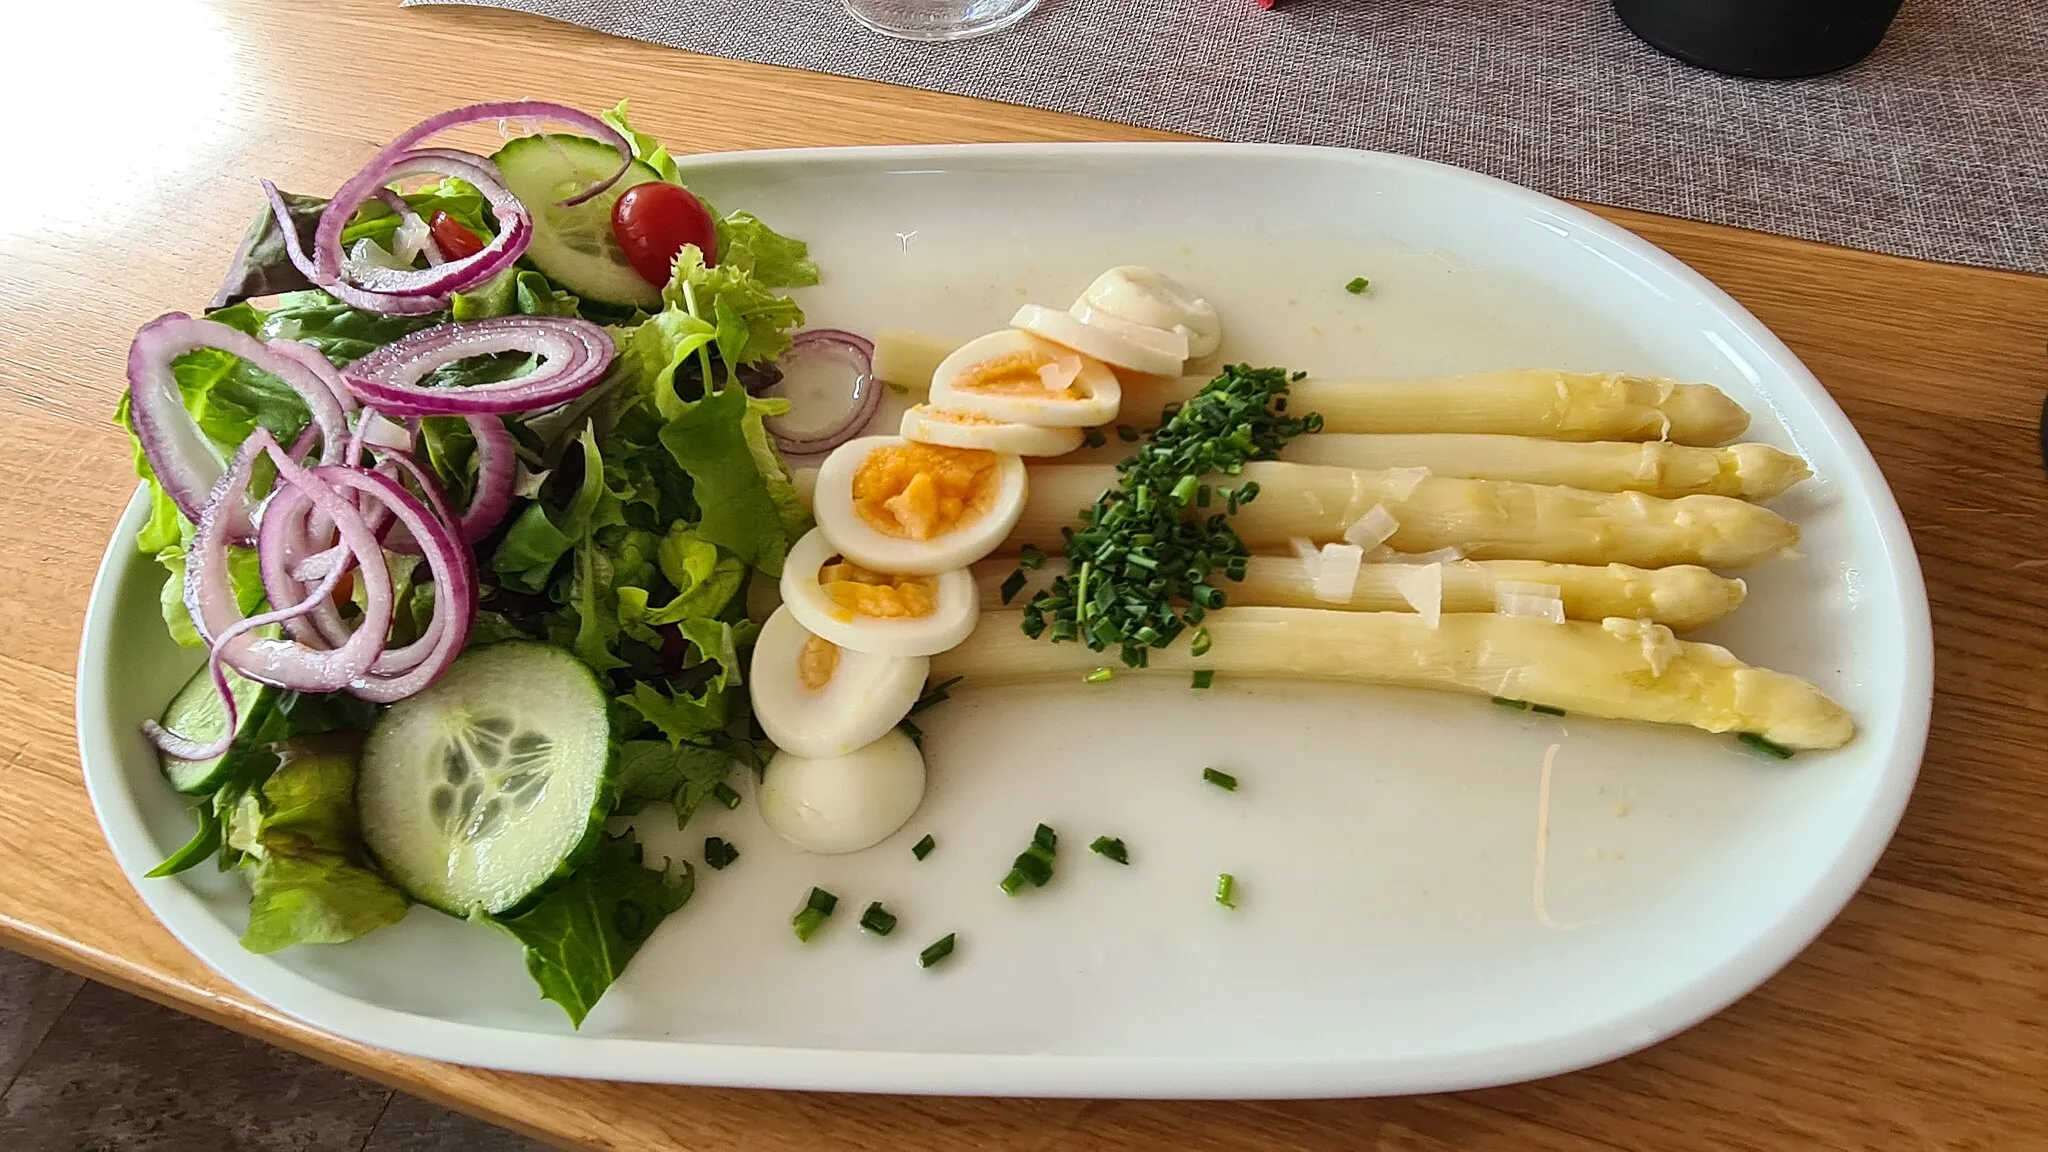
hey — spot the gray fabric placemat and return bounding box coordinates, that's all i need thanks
[406,0,2047,274]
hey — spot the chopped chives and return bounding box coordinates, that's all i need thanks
[1116,424,1140,443]
[1083,427,1107,449]
[1345,276,1371,294]
[1215,873,1238,908]
[791,887,838,942]
[1491,696,1531,711]
[898,717,923,748]
[1738,732,1796,760]
[1529,703,1567,717]
[1190,670,1215,690]
[1169,474,1200,505]
[1189,627,1212,657]
[912,834,936,860]
[1084,667,1115,684]
[1002,824,1058,895]
[1018,544,1046,570]
[703,836,740,870]
[1090,836,1130,864]
[1202,766,1239,791]
[859,901,898,936]
[999,569,1029,604]
[918,933,957,969]
[712,782,742,810]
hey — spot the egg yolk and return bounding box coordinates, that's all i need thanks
[852,442,1000,540]
[820,559,940,620]
[956,350,1084,398]
[798,635,839,690]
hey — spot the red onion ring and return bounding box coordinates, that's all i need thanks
[187,433,394,691]
[126,314,351,538]
[313,102,628,285]
[341,315,615,417]
[763,329,880,456]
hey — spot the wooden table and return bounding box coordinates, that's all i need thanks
[5,0,2046,1147]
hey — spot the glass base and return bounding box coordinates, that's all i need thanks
[844,0,1041,42]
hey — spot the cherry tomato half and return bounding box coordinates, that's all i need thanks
[611,182,717,286]
[428,211,486,261]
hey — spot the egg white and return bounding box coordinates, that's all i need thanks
[928,330,1123,427]
[811,435,1027,574]
[1071,265,1223,358]
[1010,303,1184,377]
[899,405,1085,457]
[750,605,930,759]
[758,729,927,855]
[779,527,979,657]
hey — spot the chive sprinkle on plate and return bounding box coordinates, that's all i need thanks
[1089,836,1130,865]
[791,887,838,942]
[1202,766,1239,791]
[1001,824,1058,895]
[703,836,739,870]
[1215,873,1238,909]
[912,833,936,860]
[918,933,957,969]
[859,901,898,937]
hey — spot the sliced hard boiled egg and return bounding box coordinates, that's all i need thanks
[928,329,1122,427]
[1010,303,1184,377]
[900,405,1085,457]
[750,605,929,759]
[759,729,926,855]
[1072,266,1223,358]
[780,526,978,656]
[812,435,1026,573]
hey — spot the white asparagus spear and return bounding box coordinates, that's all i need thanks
[1119,371,1750,446]
[931,609,1855,751]
[1006,462,1799,569]
[1066,433,1811,501]
[971,556,1747,632]
[872,331,1751,444]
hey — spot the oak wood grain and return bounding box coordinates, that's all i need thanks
[3,1,2046,1149]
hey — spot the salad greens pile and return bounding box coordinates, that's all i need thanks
[122,104,817,1025]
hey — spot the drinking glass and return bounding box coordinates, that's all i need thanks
[844,0,1041,41]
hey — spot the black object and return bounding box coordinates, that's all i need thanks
[1613,0,1905,79]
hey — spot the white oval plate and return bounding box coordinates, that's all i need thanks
[78,143,1931,1097]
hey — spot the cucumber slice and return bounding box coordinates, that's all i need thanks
[357,642,616,917]
[156,665,281,795]
[491,135,666,310]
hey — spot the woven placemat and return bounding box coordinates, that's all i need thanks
[405,0,2047,274]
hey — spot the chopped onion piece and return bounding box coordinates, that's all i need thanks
[1313,542,1364,603]
[1396,562,1444,629]
[1603,617,1681,677]
[1289,536,1322,579]
[1343,503,1398,551]
[1381,466,1431,500]
[1039,355,1084,393]
[1495,580,1566,624]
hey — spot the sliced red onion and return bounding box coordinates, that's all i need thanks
[455,415,516,542]
[342,316,615,417]
[126,314,350,537]
[187,433,394,691]
[312,102,628,285]
[267,337,358,414]
[331,150,531,300]
[764,329,879,455]
[303,466,474,701]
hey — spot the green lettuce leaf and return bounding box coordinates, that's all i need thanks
[661,245,805,369]
[258,291,440,366]
[613,739,735,827]
[616,528,744,643]
[488,831,693,1028]
[338,177,492,250]
[714,211,820,289]
[601,100,683,185]
[453,269,582,321]
[656,386,804,575]
[232,736,410,954]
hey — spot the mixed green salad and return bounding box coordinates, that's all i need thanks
[122,101,820,1025]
